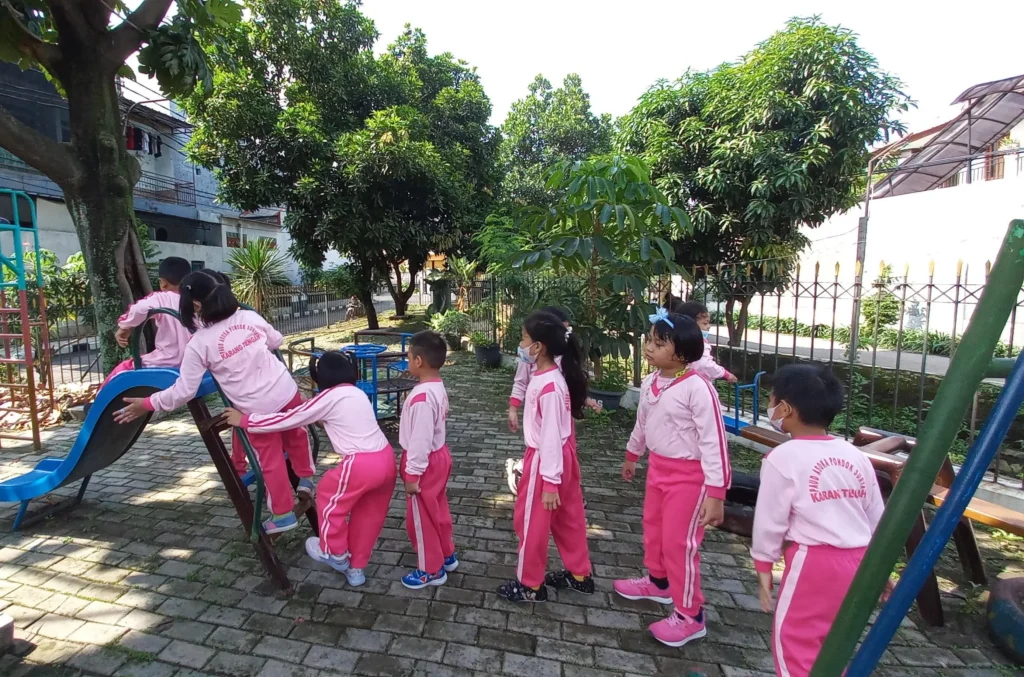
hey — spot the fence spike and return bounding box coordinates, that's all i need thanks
[904,263,909,277]
[986,260,992,278]
[762,260,768,274]
[879,260,886,275]
[835,262,840,276]
[815,261,820,275]
[929,260,935,276]
[956,259,963,276]
[855,260,862,276]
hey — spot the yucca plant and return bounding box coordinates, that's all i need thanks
[226,240,290,315]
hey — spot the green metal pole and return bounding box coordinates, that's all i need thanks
[811,219,1024,676]
[986,357,1016,379]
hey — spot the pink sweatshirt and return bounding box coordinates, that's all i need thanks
[750,437,885,572]
[240,384,388,455]
[690,339,732,381]
[523,366,573,492]
[117,291,190,368]
[625,371,731,499]
[509,355,562,407]
[145,308,297,415]
[399,380,449,477]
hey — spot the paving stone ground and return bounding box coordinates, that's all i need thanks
[0,351,1021,677]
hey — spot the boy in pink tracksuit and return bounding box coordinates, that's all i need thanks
[669,300,737,384]
[224,351,396,588]
[615,307,730,648]
[400,331,458,590]
[498,310,593,603]
[751,364,887,677]
[104,257,192,387]
[114,269,315,535]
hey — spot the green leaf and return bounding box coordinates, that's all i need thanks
[562,238,580,258]
[594,237,615,261]
[653,237,674,261]
[640,237,651,261]
[612,275,625,293]
[599,203,613,225]
[615,205,626,230]
[117,64,137,81]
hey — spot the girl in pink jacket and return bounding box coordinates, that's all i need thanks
[615,308,730,648]
[223,351,396,588]
[506,306,600,496]
[669,300,737,384]
[498,310,592,603]
[114,270,315,535]
[751,364,887,677]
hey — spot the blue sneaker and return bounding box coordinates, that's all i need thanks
[262,512,297,535]
[304,537,349,573]
[345,568,366,587]
[297,478,315,498]
[443,553,459,573]
[401,567,448,590]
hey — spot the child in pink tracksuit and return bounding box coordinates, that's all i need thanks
[104,257,193,387]
[751,364,887,677]
[506,306,600,496]
[223,351,396,588]
[399,331,458,590]
[114,269,315,535]
[669,300,737,384]
[498,310,593,603]
[615,307,730,648]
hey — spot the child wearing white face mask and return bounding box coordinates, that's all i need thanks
[505,306,600,497]
[752,363,889,677]
[668,300,738,384]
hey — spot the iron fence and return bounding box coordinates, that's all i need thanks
[469,267,1024,487]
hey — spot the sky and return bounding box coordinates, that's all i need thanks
[358,0,1024,133]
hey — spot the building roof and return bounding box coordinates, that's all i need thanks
[124,98,192,131]
[872,73,1024,199]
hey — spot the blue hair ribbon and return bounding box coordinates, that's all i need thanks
[649,307,674,328]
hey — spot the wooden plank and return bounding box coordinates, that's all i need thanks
[928,485,1024,536]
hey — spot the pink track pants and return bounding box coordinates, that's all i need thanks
[244,392,315,516]
[317,446,397,568]
[401,446,455,573]
[772,543,867,677]
[101,358,135,388]
[514,441,591,588]
[643,454,708,617]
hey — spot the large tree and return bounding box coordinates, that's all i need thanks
[498,73,613,207]
[0,0,241,369]
[618,17,910,344]
[186,1,497,326]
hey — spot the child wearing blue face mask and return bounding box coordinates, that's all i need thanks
[670,300,738,384]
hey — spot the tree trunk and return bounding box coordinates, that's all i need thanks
[64,66,152,372]
[359,289,379,330]
[385,261,420,318]
[724,294,751,347]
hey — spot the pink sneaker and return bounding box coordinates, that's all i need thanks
[613,576,672,604]
[649,610,707,648]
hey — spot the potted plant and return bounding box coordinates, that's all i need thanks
[430,310,471,351]
[588,359,631,411]
[470,331,502,368]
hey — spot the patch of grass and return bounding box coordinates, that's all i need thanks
[106,643,157,663]
[185,569,204,583]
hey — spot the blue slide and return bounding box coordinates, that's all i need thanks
[0,368,217,530]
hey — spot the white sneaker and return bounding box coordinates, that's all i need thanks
[345,568,366,587]
[304,537,349,573]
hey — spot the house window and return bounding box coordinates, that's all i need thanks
[191,261,204,272]
[258,236,277,249]
[155,228,168,241]
[226,233,242,248]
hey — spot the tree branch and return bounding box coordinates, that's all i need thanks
[108,0,174,62]
[0,0,62,72]
[47,0,97,45]
[0,103,77,186]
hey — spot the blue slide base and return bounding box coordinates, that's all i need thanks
[0,367,216,530]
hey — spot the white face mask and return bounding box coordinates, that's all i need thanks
[517,343,537,364]
[767,404,786,433]
[701,330,710,340]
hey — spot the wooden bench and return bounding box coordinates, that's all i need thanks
[736,424,1024,626]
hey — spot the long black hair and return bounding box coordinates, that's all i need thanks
[309,351,359,391]
[523,310,587,419]
[178,269,239,331]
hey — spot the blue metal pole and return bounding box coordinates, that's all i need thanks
[846,355,1024,676]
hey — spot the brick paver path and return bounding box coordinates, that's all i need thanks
[0,354,1016,676]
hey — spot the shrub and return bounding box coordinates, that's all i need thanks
[430,310,471,341]
[591,359,631,392]
[469,330,497,349]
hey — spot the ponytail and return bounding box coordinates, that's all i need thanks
[523,310,588,419]
[178,269,239,330]
[309,351,359,391]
